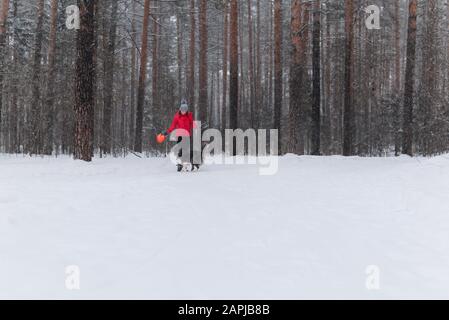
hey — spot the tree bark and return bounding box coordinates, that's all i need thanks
[311,0,321,155]
[29,0,45,155]
[323,5,332,155]
[0,0,10,136]
[255,0,261,130]
[343,0,354,156]
[221,0,229,131]
[288,0,303,155]
[187,0,196,109]
[74,0,97,161]
[247,0,255,128]
[42,0,59,155]
[393,0,401,156]
[273,0,283,152]
[152,4,159,127]
[8,0,18,153]
[229,0,239,132]
[402,0,417,156]
[176,8,183,100]
[134,0,151,153]
[129,0,136,149]
[102,0,118,154]
[198,0,208,123]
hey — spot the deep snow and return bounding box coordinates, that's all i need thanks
[1,154,448,299]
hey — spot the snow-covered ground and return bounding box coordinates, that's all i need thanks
[1,153,449,299]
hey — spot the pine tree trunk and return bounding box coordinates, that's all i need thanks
[343,0,354,156]
[93,0,102,154]
[221,0,229,131]
[323,6,332,155]
[273,0,283,152]
[447,1,449,95]
[255,0,261,130]
[120,50,126,149]
[198,0,208,123]
[229,0,239,133]
[247,0,255,128]
[152,5,159,127]
[393,0,401,156]
[301,2,310,153]
[288,0,303,155]
[176,8,183,100]
[102,0,118,154]
[29,0,45,155]
[8,0,17,153]
[238,1,244,121]
[42,0,58,155]
[134,0,151,153]
[187,0,196,109]
[74,0,97,161]
[268,1,273,129]
[0,0,10,139]
[129,0,136,149]
[311,0,321,155]
[402,0,417,156]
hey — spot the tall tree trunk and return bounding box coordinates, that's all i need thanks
[268,1,273,130]
[229,0,239,134]
[93,0,102,153]
[214,52,220,127]
[74,0,97,161]
[102,0,118,154]
[288,0,303,154]
[343,0,354,156]
[152,5,159,127]
[8,0,17,153]
[323,5,332,155]
[247,0,255,128]
[43,0,58,155]
[29,0,45,155]
[134,0,151,153]
[255,0,261,129]
[447,0,449,95]
[302,2,310,152]
[176,8,183,100]
[198,0,208,123]
[129,0,136,149]
[0,0,10,139]
[393,0,401,156]
[394,1,401,92]
[187,0,196,109]
[273,0,283,152]
[311,0,321,155]
[120,50,126,149]
[420,0,437,155]
[221,0,229,131]
[402,0,417,156]
[238,1,244,121]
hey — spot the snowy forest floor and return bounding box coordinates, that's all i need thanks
[1,154,449,299]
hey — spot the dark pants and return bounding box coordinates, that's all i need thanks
[176,136,193,163]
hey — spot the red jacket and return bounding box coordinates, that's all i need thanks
[167,111,194,137]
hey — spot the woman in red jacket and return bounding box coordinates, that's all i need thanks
[161,100,199,171]
[166,100,194,137]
